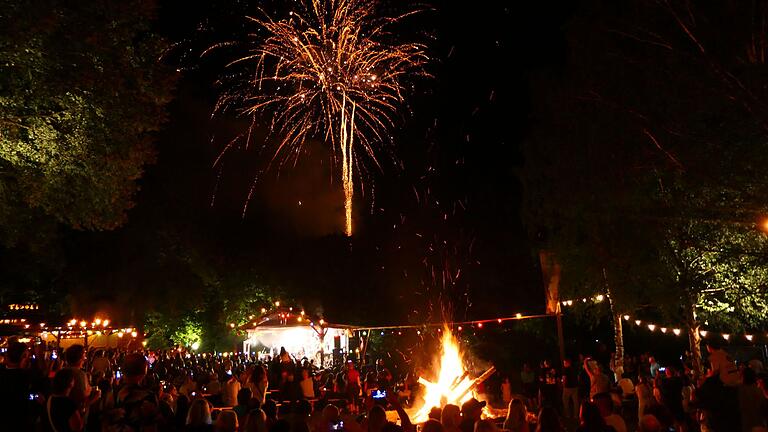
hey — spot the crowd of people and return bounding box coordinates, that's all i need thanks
[1,337,767,432]
[0,340,416,432]
[500,342,768,432]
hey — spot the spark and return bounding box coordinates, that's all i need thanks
[215,0,429,235]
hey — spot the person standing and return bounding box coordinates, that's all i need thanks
[562,358,580,419]
[583,358,610,400]
[0,342,36,430]
[45,368,84,432]
[222,370,241,407]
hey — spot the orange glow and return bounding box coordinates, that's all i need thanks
[409,328,494,423]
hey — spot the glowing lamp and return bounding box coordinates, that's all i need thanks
[515,313,522,319]
[142,341,147,347]
[229,323,235,328]
[457,326,463,331]
[477,322,483,328]
[95,319,102,325]
[131,331,138,337]
[497,318,502,323]
[660,327,667,333]
[117,332,124,338]
[595,294,604,302]
[700,330,708,337]
[275,301,280,307]
[191,341,200,350]
[261,308,267,313]
[567,300,573,306]
[635,320,642,326]
[103,320,109,327]
[623,315,630,321]
[673,329,681,336]
[722,334,730,340]
[746,335,754,341]
[647,324,656,331]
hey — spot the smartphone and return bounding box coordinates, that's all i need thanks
[331,421,344,431]
[115,371,122,380]
[191,391,197,397]
[50,350,57,360]
[659,367,667,372]
[28,393,37,401]
[371,389,386,399]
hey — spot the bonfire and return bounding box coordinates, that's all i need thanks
[409,328,496,423]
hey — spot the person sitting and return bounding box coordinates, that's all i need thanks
[503,399,530,432]
[594,392,626,432]
[299,368,315,399]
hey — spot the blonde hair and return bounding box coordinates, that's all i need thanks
[215,410,239,432]
[186,398,212,426]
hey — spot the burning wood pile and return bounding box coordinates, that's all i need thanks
[409,328,497,423]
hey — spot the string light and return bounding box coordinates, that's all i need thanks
[746,335,754,341]
[700,330,708,337]
[673,329,681,336]
[722,334,730,341]
[647,324,656,331]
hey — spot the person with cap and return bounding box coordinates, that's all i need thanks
[459,398,486,432]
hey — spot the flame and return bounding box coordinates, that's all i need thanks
[411,328,476,423]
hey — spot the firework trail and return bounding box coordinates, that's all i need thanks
[213,0,429,236]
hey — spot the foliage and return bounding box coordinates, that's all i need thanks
[0,0,175,244]
[523,0,768,336]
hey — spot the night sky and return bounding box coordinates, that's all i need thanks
[59,0,571,325]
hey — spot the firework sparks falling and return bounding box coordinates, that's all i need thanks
[213,0,429,236]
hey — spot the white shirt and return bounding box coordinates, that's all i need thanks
[223,378,241,407]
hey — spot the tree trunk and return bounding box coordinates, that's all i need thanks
[612,312,625,372]
[603,269,624,373]
[686,302,703,376]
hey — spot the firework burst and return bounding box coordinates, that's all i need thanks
[213,0,429,236]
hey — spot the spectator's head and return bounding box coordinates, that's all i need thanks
[428,406,442,421]
[506,398,527,425]
[237,388,252,406]
[296,399,312,417]
[123,353,148,381]
[473,419,498,432]
[321,404,340,424]
[638,414,662,432]
[706,341,721,352]
[263,399,278,419]
[52,368,76,395]
[214,410,239,432]
[5,341,29,367]
[423,419,444,432]
[579,401,605,428]
[65,344,85,367]
[744,366,757,385]
[301,368,310,379]
[368,405,387,432]
[461,398,486,422]
[441,404,461,428]
[648,356,655,364]
[537,407,562,432]
[187,399,213,426]
[592,392,612,417]
[244,409,267,432]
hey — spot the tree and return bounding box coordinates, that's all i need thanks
[523,0,768,372]
[0,0,175,244]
